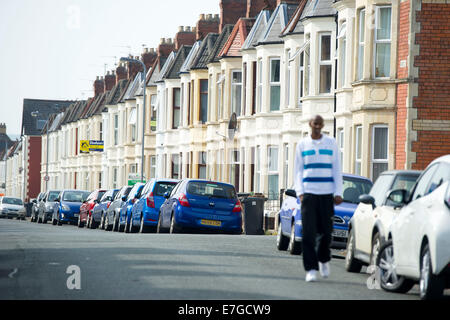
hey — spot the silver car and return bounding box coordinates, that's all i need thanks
[37,190,61,224]
[0,197,26,220]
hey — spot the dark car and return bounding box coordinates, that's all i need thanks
[157,179,242,234]
[92,189,119,230]
[52,190,90,226]
[118,183,145,233]
[104,186,133,231]
[277,174,373,255]
[31,192,45,222]
[130,179,179,233]
[78,189,106,228]
[37,190,61,224]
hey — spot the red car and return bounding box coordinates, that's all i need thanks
[78,189,106,228]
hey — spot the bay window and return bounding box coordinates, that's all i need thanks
[355,126,362,175]
[358,8,365,80]
[371,125,389,181]
[374,6,392,78]
[268,146,279,200]
[319,33,332,94]
[269,58,281,111]
[231,70,242,116]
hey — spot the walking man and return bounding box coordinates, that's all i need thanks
[294,115,343,282]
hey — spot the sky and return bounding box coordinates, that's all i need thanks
[0,0,220,137]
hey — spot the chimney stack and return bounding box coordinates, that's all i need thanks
[246,0,276,18]
[104,71,116,91]
[174,25,196,50]
[141,48,158,71]
[220,0,247,32]
[0,123,6,135]
[127,57,144,80]
[157,38,176,58]
[196,13,220,41]
[94,76,105,96]
[116,63,127,82]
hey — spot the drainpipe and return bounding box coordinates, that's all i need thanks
[333,12,338,139]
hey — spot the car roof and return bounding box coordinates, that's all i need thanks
[380,170,422,176]
[61,189,90,193]
[430,154,450,166]
[152,178,179,183]
[342,173,372,182]
[182,179,236,187]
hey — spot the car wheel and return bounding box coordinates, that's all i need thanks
[105,214,112,231]
[57,212,62,226]
[370,232,382,267]
[129,216,137,233]
[377,240,415,293]
[169,213,181,234]
[157,212,167,233]
[288,223,302,255]
[276,222,289,251]
[77,215,84,228]
[345,228,363,273]
[139,214,148,233]
[89,215,97,229]
[419,243,445,300]
[52,215,57,226]
[100,213,105,230]
[37,214,42,223]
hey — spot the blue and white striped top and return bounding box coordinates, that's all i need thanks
[294,135,343,197]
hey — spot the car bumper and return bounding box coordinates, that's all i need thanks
[0,211,25,218]
[176,210,242,232]
[60,212,79,223]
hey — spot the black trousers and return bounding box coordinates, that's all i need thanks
[301,193,334,271]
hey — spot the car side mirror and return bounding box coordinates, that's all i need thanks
[32,199,37,204]
[386,189,408,208]
[359,194,376,209]
[122,196,127,202]
[56,197,61,202]
[285,189,297,198]
[163,191,170,199]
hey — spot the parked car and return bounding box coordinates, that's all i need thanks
[277,174,373,255]
[157,179,242,234]
[37,190,61,224]
[51,190,90,226]
[78,189,106,228]
[105,186,133,231]
[31,192,45,222]
[118,183,145,233]
[345,170,421,272]
[0,196,26,219]
[376,154,450,300]
[92,189,119,230]
[130,178,179,233]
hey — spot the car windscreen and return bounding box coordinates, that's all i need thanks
[186,181,237,199]
[47,191,60,202]
[63,191,90,202]
[391,174,420,193]
[342,177,373,204]
[153,182,178,197]
[96,191,106,201]
[2,197,23,205]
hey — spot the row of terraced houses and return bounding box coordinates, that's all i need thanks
[3,0,450,209]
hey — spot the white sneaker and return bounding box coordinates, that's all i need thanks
[305,270,318,282]
[319,262,330,278]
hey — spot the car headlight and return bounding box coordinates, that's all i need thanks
[62,204,70,211]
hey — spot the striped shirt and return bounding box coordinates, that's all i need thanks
[294,135,343,197]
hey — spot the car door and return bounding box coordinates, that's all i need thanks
[280,193,297,235]
[357,174,393,254]
[394,164,439,271]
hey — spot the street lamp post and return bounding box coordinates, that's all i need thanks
[120,57,147,183]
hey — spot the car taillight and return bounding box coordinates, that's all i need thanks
[147,192,155,208]
[107,201,111,209]
[131,198,137,204]
[179,193,190,207]
[232,200,242,213]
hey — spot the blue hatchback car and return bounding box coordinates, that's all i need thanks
[277,174,373,255]
[130,178,179,233]
[157,179,242,234]
[52,189,91,226]
[118,183,145,233]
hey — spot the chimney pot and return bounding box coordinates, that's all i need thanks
[178,26,184,32]
[184,26,191,32]
[199,13,205,20]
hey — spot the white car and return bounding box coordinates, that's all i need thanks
[0,196,27,220]
[377,154,450,300]
[345,170,421,272]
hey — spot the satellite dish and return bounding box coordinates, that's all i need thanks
[228,113,237,140]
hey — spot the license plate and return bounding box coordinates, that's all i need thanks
[332,229,348,238]
[200,219,222,227]
[74,213,79,217]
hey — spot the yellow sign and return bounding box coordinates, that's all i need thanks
[80,140,90,154]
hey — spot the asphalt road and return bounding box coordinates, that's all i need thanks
[0,218,440,300]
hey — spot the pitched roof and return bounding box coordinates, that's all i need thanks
[164,46,192,79]
[206,24,234,64]
[300,0,337,20]
[191,33,219,70]
[180,40,203,74]
[105,79,131,106]
[242,10,272,50]
[219,19,255,57]
[257,3,299,45]
[21,99,74,136]
[155,52,177,82]
[281,0,308,36]
[122,72,143,100]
